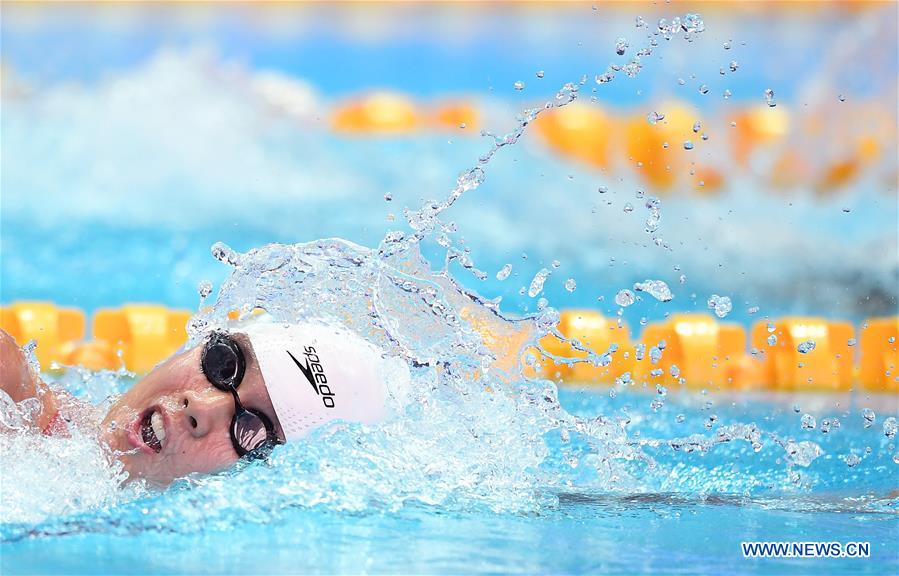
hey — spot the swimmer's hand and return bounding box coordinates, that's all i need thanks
[0,329,59,431]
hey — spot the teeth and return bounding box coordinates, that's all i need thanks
[150,411,166,445]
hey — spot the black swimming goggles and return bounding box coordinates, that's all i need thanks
[201,331,281,459]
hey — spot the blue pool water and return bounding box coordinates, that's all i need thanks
[2,388,898,574]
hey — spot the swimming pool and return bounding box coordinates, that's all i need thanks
[2,387,897,574]
[2,3,898,575]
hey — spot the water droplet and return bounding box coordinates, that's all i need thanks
[797,340,816,354]
[210,242,240,267]
[609,388,617,398]
[670,364,680,378]
[496,263,512,281]
[514,80,525,91]
[838,94,845,102]
[528,268,550,297]
[723,89,732,99]
[615,289,636,307]
[845,454,861,468]
[678,78,686,86]
[862,408,877,428]
[634,343,645,361]
[623,202,634,213]
[676,414,685,423]
[197,280,212,299]
[647,110,665,125]
[747,306,760,314]
[707,294,732,318]
[793,404,801,413]
[820,419,831,434]
[598,186,608,194]
[764,88,776,107]
[536,70,545,79]
[729,60,739,72]
[847,338,857,347]
[884,417,898,439]
[565,278,577,292]
[683,140,694,150]
[615,37,628,56]
[633,279,673,302]
[890,336,896,344]
[723,40,731,50]
[699,84,709,94]
[682,13,705,33]
[679,274,687,284]
[767,334,777,346]
[801,413,817,430]
[649,346,663,364]
[767,322,776,333]
[692,121,701,133]
[383,192,393,202]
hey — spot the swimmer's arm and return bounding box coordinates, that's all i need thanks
[0,329,59,431]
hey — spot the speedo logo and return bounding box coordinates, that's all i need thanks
[287,346,335,408]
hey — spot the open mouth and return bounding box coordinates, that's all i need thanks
[139,409,166,453]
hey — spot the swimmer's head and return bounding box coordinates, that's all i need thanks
[100,321,393,486]
[100,332,284,486]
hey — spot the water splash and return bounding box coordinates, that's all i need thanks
[7,8,872,535]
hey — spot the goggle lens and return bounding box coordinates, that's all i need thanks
[201,332,278,458]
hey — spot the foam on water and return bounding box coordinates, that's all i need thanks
[6,234,893,540]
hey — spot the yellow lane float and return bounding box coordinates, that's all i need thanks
[537,310,632,384]
[0,301,85,368]
[635,313,747,390]
[534,102,614,171]
[624,101,700,191]
[92,305,192,373]
[750,317,854,391]
[858,317,898,392]
[332,92,420,134]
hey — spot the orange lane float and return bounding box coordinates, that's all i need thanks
[537,310,632,384]
[731,104,791,167]
[65,341,121,372]
[858,317,898,393]
[534,102,614,171]
[691,164,725,195]
[750,317,854,391]
[432,101,479,132]
[634,313,748,390]
[92,305,192,373]
[0,301,86,369]
[332,92,420,134]
[624,101,700,191]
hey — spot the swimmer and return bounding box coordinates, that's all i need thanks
[0,320,397,487]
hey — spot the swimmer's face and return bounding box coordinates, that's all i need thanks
[100,333,283,487]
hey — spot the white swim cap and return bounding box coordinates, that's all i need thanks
[240,322,392,441]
